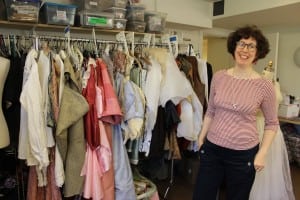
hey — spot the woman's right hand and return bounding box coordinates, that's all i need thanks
[198,136,205,149]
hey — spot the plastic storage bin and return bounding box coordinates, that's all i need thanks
[97,0,127,9]
[144,11,167,33]
[78,10,114,28]
[4,0,40,23]
[126,4,145,21]
[40,2,77,26]
[126,21,146,33]
[113,19,127,30]
[79,0,103,11]
[104,7,126,19]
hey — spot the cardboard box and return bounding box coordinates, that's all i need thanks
[278,104,300,118]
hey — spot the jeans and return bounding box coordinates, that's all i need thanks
[193,140,259,200]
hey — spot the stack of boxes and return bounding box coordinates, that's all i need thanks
[76,0,113,28]
[125,3,145,33]
[76,0,127,30]
[3,0,167,33]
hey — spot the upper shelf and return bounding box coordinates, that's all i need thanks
[0,20,159,36]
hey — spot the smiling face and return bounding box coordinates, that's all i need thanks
[234,37,257,68]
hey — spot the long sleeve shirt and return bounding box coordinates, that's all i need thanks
[206,70,279,150]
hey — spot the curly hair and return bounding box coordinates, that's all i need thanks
[227,25,270,63]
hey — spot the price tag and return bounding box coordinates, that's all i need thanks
[161,33,170,44]
[56,10,67,21]
[116,31,126,42]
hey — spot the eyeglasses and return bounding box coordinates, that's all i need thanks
[236,41,257,52]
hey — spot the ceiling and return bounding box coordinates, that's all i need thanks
[210,2,300,35]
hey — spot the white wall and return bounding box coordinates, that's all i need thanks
[275,29,300,98]
[206,37,232,73]
[143,0,213,28]
[215,0,300,18]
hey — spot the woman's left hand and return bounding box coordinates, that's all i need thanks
[253,152,266,172]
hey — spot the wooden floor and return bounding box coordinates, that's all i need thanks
[155,161,300,200]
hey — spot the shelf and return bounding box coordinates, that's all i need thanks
[0,20,160,36]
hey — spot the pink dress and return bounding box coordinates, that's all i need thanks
[81,58,119,200]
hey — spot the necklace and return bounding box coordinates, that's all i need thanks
[230,68,254,109]
[230,77,238,109]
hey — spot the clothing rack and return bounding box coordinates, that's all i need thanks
[1,33,180,200]
[0,34,173,48]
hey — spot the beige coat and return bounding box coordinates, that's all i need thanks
[56,56,89,197]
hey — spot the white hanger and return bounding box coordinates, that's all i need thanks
[126,31,135,56]
[116,31,129,55]
[143,33,151,48]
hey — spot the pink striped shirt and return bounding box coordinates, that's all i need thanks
[206,70,279,150]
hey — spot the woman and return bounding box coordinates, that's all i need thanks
[193,25,279,200]
[249,66,295,200]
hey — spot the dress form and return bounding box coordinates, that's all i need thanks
[249,61,295,200]
[0,56,10,148]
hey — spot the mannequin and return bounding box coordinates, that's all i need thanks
[0,56,10,148]
[249,61,295,200]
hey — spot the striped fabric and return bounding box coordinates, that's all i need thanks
[206,70,279,150]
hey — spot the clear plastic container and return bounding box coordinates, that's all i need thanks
[126,21,146,33]
[113,18,127,30]
[40,2,77,26]
[97,0,127,9]
[78,10,114,28]
[82,0,103,11]
[144,11,167,33]
[126,4,145,22]
[4,0,40,23]
[104,7,126,19]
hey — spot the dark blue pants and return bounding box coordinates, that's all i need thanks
[193,140,259,200]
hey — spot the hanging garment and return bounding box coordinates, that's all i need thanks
[101,123,115,200]
[186,56,206,108]
[95,58,122,124]
[114,72,145,142]
[26,147,62,200]
[55,55,88,197]
[139,57,162,155]
[146,48,194,108]
[47,53,59,128]
[113,125,136,200]
[53,53,65,106]
[196,58,209,104]
[19,49,49,172]
[82,64,101,149]
[2,53,25,148]
[102,53,115,89]
[177,90,203,142]
[142,48,203,156]
[96,80,115,200]
[81,145,105,200]
[37,50,55,148]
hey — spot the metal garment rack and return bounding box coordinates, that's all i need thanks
[163,157,175,199]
